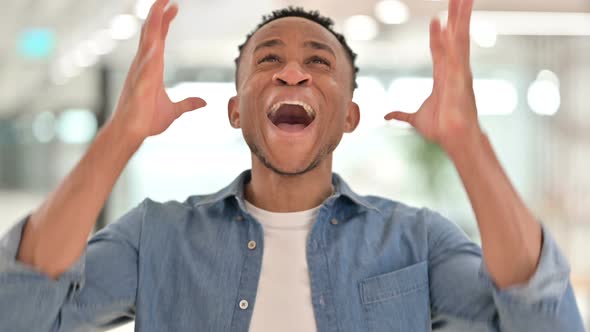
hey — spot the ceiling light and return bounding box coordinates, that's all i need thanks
[344,15,379,41]
[473,79,517,115]
[470,20,497,48]
[58,56,81,79]
[18,28,55,59]
[537,69,560,85]
[375,0,410,25]
[89,29,116,55]
[32,111,56,143]
[135,0,156,20]
[73,43,99,68]
[56,109,98,144]
[110,14,140,40]
[528,70,561,116]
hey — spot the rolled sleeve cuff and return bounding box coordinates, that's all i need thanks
[478,225,570,311]
[0,215,85,284]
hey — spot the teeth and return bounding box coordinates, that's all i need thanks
[269,101,316,119]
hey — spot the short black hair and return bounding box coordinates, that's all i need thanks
[234,7,359,91]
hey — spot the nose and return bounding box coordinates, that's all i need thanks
[272,61,312,86]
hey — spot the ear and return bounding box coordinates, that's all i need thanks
[227,96,240,129]
[343,101,360,133]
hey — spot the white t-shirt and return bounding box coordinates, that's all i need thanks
[245,200,320,332]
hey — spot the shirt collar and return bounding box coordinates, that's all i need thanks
[331,172,380,213]
[194,170,380,213]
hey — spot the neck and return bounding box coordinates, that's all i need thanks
[245,155,334,212]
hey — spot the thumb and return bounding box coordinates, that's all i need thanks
[384,111,415,125]
[174,97,207,115]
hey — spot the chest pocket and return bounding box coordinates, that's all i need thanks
[359,261,431,332]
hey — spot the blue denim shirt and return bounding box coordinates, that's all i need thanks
[0,170,584,331]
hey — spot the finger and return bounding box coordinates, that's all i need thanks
[161,3,179,41]
[140,0,170,53]
[174,97,208,115]
[447,0,461,31]
[429,19,445,66]
[456,0,473,53]
[430,19,446,91]
[131,44,157,86]
[141,0,163,40]
[132,0,169,78]
[384,111,415,126]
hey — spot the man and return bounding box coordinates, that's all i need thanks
[0,0,584,331]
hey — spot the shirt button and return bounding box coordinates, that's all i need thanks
[239,299,249,310]
[330,218,339,225]
[247,240,257,250]
[235,215,243,221]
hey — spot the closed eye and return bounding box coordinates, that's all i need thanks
[258,54,281,64]
[307,56,331,67]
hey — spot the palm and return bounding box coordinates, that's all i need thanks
[386,0,480,152]
[150,83,177,135]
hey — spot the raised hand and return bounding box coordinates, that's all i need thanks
[111,0,206,142]
[385,0,480,156]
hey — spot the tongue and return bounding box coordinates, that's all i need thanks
[277,123,307,132]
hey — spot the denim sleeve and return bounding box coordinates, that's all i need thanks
[0,201,145,331]
[425,209,585,332]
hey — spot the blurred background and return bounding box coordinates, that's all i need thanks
[0,0,589,330]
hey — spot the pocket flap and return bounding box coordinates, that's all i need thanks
[360,261,428,304]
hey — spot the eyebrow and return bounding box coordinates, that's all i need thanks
[253,38,336,57]
[303,40,335,57]
[253,39,285,52]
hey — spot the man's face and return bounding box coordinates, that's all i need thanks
[228,17,360,176]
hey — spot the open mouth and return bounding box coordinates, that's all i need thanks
[267,101,316,132]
